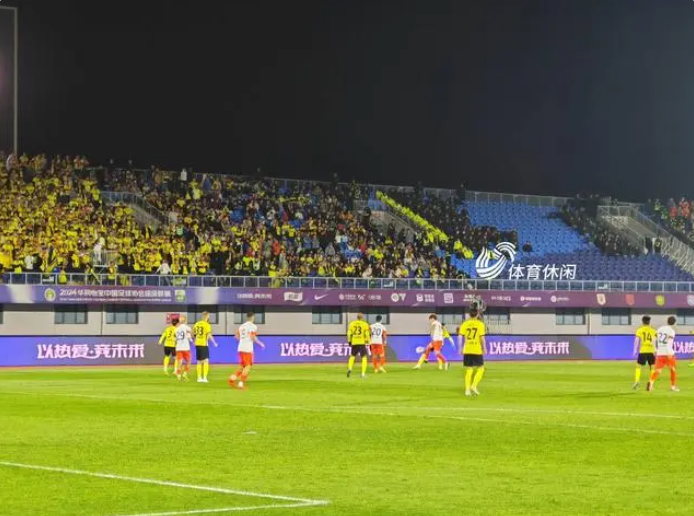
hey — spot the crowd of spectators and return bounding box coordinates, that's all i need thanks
[383,190,517,257]
[647,198,694,246]
[558,204,640,257]
[0,153,466,282]
[2,151,664,284]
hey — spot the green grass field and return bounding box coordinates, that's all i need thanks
[1,361,693,516]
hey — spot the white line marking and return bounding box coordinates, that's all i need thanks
[3,388,693,421]
[3,390,694,438]
[0,462,328,516]
[335,405,694,421]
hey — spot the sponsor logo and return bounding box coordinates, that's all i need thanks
[443,293,454,304]
[475,242,517,280]
[390,293,406,303]
[550,295,557,303]
[688,295,694,307]
[338,294,345,301]
[174,290,186,303]
[314,294,329,301]
[44,288,57,302]
[521,296,542,303]
[655,295,665,307]
[625,294,635,306]
[596,294,606,306]
[284,292,303,302]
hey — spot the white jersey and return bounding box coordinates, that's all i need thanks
[430,320,443,341]
[655,325,676,356]
[370,323,387,345]
[175,324,192,351]
[237,321,258,353]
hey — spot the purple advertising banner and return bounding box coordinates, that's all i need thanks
[2,335,693,367]
[2,285,694,309]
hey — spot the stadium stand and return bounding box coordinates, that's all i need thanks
[1,151,691,284]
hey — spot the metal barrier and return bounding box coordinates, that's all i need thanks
[8,272,694,293]
[102,191,169,226]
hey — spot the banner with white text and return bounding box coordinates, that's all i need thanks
[1,335,693,367]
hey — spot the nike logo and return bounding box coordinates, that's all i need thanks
[314,294,329,301]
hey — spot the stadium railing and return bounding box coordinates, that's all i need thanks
[5,272,694,292]
[101,191,169,226]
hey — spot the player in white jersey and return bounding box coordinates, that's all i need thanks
[174,316,193,382]
[413,314,449,370]
[228,312,265,390]
[647,316,679,392]
[370,315,388,373]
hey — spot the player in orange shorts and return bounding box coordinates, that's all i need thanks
[647,316,680,392]
[413,314,450,370]
[173,316,193,382]
[228,312,265,390]
[370,315,388,373]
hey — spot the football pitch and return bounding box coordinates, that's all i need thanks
[1,362,693,516]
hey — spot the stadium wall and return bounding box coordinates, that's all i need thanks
[0,304,690,336]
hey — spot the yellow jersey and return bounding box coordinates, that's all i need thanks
[458,318,486,355]
[635,325,656,354]
[193,320,212,347]
[348,320,371,345]
[159,326,176,348]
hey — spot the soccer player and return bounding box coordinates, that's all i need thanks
[193,311,218,383]
[413,314,449,370]
[158,320,177,375]
[420,324,456,365]
[647,316,680,392]
[174,317,193,382]
[632,315,656,390]
[458,307,486,396]
[347,312,371,378]
[370,315,388,373]
[228,312,265,390]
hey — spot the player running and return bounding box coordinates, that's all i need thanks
[158,320,177,375]
[228,312,265,390]
[193,311,218,383]
[632,315,656,390]
[419,324,456,366]
[347,313,371,378]
[647,316,680,392]
[370,315,388,373]
[174,316,193,382]
[458,307,486,396]
[413,314,449,370]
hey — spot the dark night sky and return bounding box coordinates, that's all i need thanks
[5,0,694,200]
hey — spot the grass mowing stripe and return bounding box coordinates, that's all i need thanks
[3,389,693,438]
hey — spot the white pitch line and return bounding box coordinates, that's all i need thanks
[101,503,324,516]
[2,390,694,438]
[0,462,328,516]
[106,503,323,516]
[334,405,694,421]
[3,388,694,422]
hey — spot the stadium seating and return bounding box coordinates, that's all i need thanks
[1,152,691,283]
[460,202,691,281]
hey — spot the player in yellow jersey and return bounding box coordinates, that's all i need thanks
[633,315,656,390]
[347,313,371,378]
[458,308,486,396]
[158,321,178,375]
[193,312,218,383]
